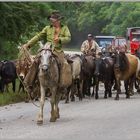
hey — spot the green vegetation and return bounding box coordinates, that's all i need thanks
[0,2,139,60]
[0,80,27,106]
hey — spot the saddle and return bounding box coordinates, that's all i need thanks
[64,54,73,64]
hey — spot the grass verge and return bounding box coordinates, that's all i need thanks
[0,92,26,106]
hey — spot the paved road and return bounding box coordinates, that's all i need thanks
[1,87,140,140]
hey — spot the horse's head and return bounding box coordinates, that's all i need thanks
[39,42,53,71]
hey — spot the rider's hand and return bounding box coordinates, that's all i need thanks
[22,44,30,49]
[54,37,60,44]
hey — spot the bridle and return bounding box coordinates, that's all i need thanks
[39,48,53,70]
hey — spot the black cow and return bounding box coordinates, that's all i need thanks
[94,55,115,99]
[0,60,17,93]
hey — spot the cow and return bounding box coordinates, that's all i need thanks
[16,56,40,102]
[0,60,17,93]
[65,54,83,103]
[113,51,140,100]
[16,59,31,93]
[94,55,115,99]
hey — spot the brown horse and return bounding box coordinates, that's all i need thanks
[113,51,140,100]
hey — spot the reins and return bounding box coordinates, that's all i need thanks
[18,46,41,108]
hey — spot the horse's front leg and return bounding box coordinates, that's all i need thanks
[55,90,63,119]
[37,85,45,125]
[50,87,57,122]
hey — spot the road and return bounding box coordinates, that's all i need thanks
[1,86,140,140]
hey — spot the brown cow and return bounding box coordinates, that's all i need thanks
[113,52,140,100]
[16,59,31,93]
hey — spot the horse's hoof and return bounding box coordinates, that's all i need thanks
[24,100,29,103]
[56,114,60,119]
[65,101,69,104]
[50,117,56,122]
[37,120,43,125]
[126,96,130,99]
[115,97,119,100]
[137,89,140,93]
[71,98,75,102]
[95,96,99,99]
[129,93,134,96]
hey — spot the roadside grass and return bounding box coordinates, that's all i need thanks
[0,92,26,106]
[0,80,26,106]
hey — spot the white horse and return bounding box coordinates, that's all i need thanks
[37,42,72,124]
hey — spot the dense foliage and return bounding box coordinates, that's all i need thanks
[0,2,140,59]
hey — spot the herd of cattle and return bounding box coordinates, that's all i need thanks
[0,48,140,102]
[1,44,140,125]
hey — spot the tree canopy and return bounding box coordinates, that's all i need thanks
[0,2,139,59]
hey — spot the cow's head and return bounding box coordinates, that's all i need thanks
[16,60,30,80]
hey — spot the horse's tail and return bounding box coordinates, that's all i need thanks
[136,57,140,79]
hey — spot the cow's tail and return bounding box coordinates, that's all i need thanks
[136,58,140,79]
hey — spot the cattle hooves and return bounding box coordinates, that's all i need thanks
[71,98,75,102]
[95,96,99,99]
[104,96,107,99]
[126,96,130,99]
[114,97,119,100]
